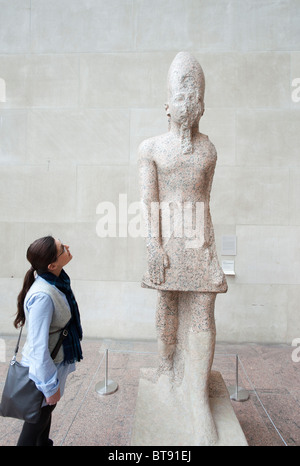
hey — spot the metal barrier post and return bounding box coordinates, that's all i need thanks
[95,349,118,396]
[228,354,249,402]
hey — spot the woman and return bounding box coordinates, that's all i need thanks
[14,236,83,446]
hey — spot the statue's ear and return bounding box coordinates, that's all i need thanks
[201,101,205,117]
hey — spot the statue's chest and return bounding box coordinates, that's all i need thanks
[155,149,214,196]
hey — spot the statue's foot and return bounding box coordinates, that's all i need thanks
[193,402,218,446]
[158,358,173,372]
[157,357,177,381]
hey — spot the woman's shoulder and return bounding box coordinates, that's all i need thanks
[26,276,70,317]
[25,277,55,306]
[26,277,53,298]
[25,290,54,315]
[28,276,64,297]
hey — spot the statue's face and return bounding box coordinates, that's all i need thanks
[168,84,203,128]
[167,53,205,130]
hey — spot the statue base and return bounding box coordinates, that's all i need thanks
[131,370,248,446]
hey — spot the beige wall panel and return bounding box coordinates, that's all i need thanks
[69,229,128,282]
[127,164,141,206]
[212,165,291,228]
[200,108,236,167]
[24,222,128,282]
[287,285,300,343]
[0,278,23,335]
[0,166,77,223]
[238,53,290,108]
[26,55,80,108]
[197,52,290,109]
[210,166,237,225]
[28,109,130,166]
[127,236,147,282]
[0,55,79,109]
[31,0,134,53]
[232,0,291,52]
[194,53,242,108]
[289,0,300,50]
[80,53,173,108]
[213,224,237,258]
[76,165,129,223]
[235,225,300,285]
[234,167,289,225]
[288,168,300,226]
[129,109,167,164]
[0,223,25,279]
[71,279,157,340]
[134,0,234,52]
[215,283,289,343]
[0,0,30,54]
[0,110,28,164]
[0,56,31,108]
[236,109,300,167]
[291,52,300,108]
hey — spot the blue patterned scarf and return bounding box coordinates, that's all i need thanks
[39,269,83,364]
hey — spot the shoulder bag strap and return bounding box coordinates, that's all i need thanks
[12,320,70,363]
[50,320,71,360]
[11,327,23,364]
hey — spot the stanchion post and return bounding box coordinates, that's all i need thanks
[95,349,119,396]
[228,354,249,402]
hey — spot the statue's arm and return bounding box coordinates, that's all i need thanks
[138,141,168,285]
[207,142,217,198]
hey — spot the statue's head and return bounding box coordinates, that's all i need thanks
[166,52,205,129]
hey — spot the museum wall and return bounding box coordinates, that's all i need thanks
[0,0,299,344]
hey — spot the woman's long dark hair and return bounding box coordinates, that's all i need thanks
[14,236,58,328]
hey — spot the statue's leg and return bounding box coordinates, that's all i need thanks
[187,291,218,445]
[156,290,179,373]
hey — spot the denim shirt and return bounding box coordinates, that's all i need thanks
[21,290,75,399]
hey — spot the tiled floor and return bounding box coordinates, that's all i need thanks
[0,336,299,447]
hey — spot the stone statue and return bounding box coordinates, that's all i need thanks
[138,52,227,445]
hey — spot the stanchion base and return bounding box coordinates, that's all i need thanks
[95,379,118,396]
[228,385,250,402]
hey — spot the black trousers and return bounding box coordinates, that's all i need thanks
[17,404,56,446]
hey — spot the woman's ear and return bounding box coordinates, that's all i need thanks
[48,262,56,272]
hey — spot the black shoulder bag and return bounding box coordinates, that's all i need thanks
[0,323,69,424]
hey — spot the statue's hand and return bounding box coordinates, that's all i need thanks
[147,241,169,285]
